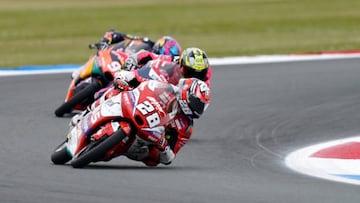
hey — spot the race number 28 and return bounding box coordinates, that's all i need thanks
[136,100,160,128]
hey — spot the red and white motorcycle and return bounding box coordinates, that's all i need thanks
[51,80,179,168]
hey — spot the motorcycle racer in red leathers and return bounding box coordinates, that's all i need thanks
[128,77,211,166]
[71,77,211,166]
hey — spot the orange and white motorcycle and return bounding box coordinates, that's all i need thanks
[54,38,153,117]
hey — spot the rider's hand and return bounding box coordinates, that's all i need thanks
[123,56,138,71]
[172,55,180,63]
[114,78,130,91]
[113,71,135,91]
[88,42,110,50]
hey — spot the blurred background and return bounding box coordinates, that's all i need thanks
[1,0,360,67]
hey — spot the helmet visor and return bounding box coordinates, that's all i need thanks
[188,94,207,118]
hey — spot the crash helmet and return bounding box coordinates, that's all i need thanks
[176,78,211,119]
[153,36,182,57]
[179,47,209,81]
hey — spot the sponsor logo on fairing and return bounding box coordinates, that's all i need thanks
[147,96,165,115]
[141,126,165,143]
[81,114,91,136]
[129,89,140,115]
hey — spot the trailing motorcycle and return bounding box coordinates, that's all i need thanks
[54,38,153,117]
[51,80,179,168]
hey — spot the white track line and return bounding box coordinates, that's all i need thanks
[2,53,360,76]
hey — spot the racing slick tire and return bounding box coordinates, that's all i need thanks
[70,129,126,168]
[54,82,101,117]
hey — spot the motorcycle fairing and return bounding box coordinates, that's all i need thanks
[139,126,166,145]
[128,89,140,116]
[78,56,96,81]
[79,94,124,137]
[100,95,123,118]
[67,95,125,157]
[64,57,99,103]
[67,126,86,157]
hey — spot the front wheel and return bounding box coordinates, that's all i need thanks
[54,82,101,117]
[70,129,126,168]
[51,140,72,165]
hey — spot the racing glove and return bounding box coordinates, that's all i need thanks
[172,55,180,63]
[113,71,135,91]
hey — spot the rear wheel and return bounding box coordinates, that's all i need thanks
[51,140,72,165]
[54,82,101,117]
[70,129,126,168]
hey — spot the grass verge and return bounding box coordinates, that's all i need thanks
[1,0,360,67]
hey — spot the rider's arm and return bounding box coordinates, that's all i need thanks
[136,51,173,66]
[166,115,193,154]
[204,66,212,88]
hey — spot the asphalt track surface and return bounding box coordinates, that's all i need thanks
[1,58,360,203]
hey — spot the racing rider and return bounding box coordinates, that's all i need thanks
[71,78,211,166]
[93,29,182,60]
[127,77,211,166]
[118,47,212,88]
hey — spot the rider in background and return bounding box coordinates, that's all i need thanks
[94,29,182,60]
[119,47,212,88]
[89,29,182,99]
[93,47,212,105]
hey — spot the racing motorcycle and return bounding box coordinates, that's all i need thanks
[54,38,153,117]
[51,80,179,168]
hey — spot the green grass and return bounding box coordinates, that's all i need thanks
[1,0,360,67]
